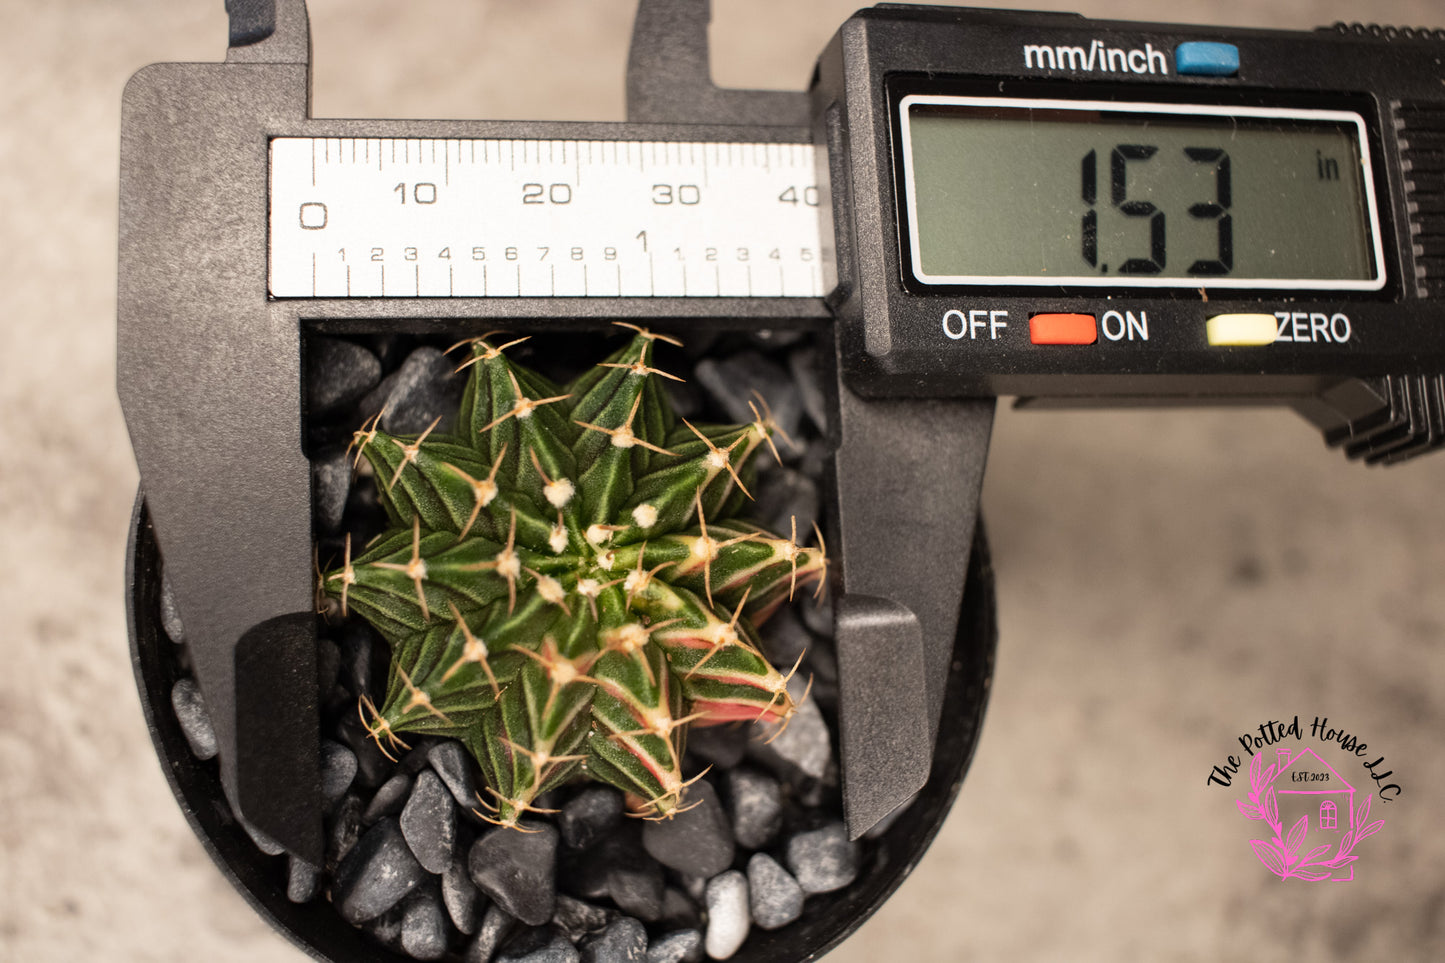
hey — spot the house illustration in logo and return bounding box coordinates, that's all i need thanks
[1235,741,1385,881]
[1264,747,1357,881]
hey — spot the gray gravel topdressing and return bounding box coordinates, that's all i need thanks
[166,330,887,962]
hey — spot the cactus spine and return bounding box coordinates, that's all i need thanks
[323,326,826,826]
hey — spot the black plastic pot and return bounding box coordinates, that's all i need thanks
[127,491,996,963]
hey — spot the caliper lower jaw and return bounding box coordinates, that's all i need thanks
[829,379,995,838]
[120,0,322,862]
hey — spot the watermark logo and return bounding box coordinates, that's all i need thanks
[1208,717,1399,882]
[1235,747,1382,881]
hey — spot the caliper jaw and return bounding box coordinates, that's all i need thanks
[224,0,310,64]
[830,385,994,837]
[119,0,321,862]
[627,0,998,838]
[628,0,810,126]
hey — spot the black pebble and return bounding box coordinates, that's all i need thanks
[641,781,734,879]
[287,855,322,903]
[327,792,364,866]
[747,678,831,783]
[693,351,804,443]
[466,904,516,963]
[560,786,623,850]
[363,347,464,435]
[344,481,385,546]
[796,437,829,485]
[726,767,782,850]
[581,917,648,963]
[560,848,611,904]
[469,823,559,927]
[159,569,185,644]
[320,739,358,806]
[787,344,829,434]
[746,853,803,931]
[551,893,611,943]
[443,855,484,935]
[401,888,451,961]
[784,822,859,895]
[799,594,833,637]
[644,929,702,963]
[401,737,444,774]
[751,466,820,546]
[498,929,580,963]
[333,817,430,924]
[338,623,380,700]
[586,830,664,923]
[682,725,748,770]
[658,888,700,931]
[368,903,406,950]
[335,711,395,790]
[239,817,285,857]
[429,740,482,811]
[401,770,458,874]
[312,449,353,535]
[308,336,383,416]
[365,771,414,823]
[171,678,217,761]
[803,644,840,711]
[749,327,808,350]
[754,606,811,670]
[367,333,408,368]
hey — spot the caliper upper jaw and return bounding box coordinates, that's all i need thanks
[830,379,995,838]
[118,0,322,862]
[224,0,311,65]
[626,0,810,126]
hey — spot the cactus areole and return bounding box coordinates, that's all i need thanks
[322,325,827,826]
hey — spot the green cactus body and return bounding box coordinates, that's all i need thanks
[323,327,826,826]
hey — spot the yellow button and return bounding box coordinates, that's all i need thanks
[1206,313,1278,346]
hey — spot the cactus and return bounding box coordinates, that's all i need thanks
[322,325,827,827]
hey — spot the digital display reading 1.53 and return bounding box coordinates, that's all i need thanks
[899,96,1385,290]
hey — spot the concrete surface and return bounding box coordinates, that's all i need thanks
[2,0,1444,960]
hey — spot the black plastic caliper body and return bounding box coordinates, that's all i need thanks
[118,0,1444,859]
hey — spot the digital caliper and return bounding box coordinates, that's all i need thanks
[118,0,1445,861]
[816,7,1445,452]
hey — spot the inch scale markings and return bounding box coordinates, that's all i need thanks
[270,137,827,298]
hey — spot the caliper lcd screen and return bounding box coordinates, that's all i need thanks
[898,96,1386,290]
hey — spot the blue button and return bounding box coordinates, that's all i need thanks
[1175,41,1240,77]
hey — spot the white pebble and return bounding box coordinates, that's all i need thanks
[703,871,750,960]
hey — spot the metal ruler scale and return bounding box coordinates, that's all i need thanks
[269,137,827,298]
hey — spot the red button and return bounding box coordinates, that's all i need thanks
[1030,313,1097,345]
